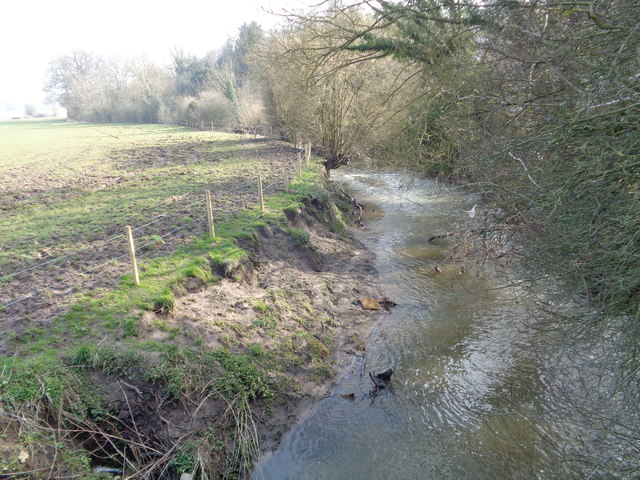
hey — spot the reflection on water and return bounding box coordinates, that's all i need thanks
[254,169,551,480]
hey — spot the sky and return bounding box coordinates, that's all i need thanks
[0,0,300,115]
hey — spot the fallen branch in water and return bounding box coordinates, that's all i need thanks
[351,197,365,226]
[428,232,456,242]
[369,368,393,393]
[428,229,485,243]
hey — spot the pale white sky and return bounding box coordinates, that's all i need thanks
[0,0,300,111]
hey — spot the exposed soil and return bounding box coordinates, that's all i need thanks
[1,185,387,478]
[120,195,385,456]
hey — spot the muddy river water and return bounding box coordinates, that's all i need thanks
[254,168,555,479]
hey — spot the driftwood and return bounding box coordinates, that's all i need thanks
[428,231,457,242]
[354,298,382,310]
[369,368,393,390]
[354,297,398,312]
[428,229,483,243]
[379,297,397,312]
[352,197,365,226]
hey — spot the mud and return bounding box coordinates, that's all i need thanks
[133,196,385,453]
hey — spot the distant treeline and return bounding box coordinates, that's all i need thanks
[45,22,266,128]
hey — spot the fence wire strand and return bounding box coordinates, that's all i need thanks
[3,252,131,308]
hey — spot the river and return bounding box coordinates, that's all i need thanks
[254,168,555,479]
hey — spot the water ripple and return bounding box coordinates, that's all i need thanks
[254,168,550,480]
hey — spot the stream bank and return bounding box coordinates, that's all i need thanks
[0,176,391,479]
[255,168,559,480]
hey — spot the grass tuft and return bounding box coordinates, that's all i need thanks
[289,227,310,246]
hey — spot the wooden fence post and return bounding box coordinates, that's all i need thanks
[297,152,302,179]
[284,165,289,192]
[125,226,140,286]
[305,143,311,167]
[258,174,265,212]
[206,190,215,239]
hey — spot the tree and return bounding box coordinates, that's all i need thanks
[24,104,37,116]
[44,50,104,119]
[170,49,212,98]
[265,1,640,475]
[259,6,419,174]
[127,59,170,123]
[233,22,265,83]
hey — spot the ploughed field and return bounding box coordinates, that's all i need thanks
[0,119,298,317]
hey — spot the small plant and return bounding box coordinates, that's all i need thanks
[152,289,175,314]
[247,343,265,357]
[170,442,197,474]
[307,337,330,358]
[68,345,143,376]
[209,239,249,278]
[144,234,164,251]
[312,364,334,381]
[59,443,93,473]
[221,334,237,347]
[183,263,214,283]
[212,349,273,401]
[153,319,179,336]
[294,316,309,326]
[252,316,277,334]
[289,227,310,246]
[203,427,224,451]
[330,220,346,235]
[252,299,268,313]
[123,317,139,337]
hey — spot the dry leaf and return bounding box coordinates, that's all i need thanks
[356,298,382,310]
[18,449,29,463]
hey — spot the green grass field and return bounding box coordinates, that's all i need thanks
[0,119,296,271]
[0,118,328,356]
[0,119,318,314]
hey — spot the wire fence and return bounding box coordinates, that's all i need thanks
[0,140,314,314]
[180,121,277,139]
[181,121,314,151]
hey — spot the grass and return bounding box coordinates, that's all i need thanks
[0,119,301,272]
[0,119,338,479]
[0,343,275,478]
[289,227,311,246]
[6,165,327,350]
